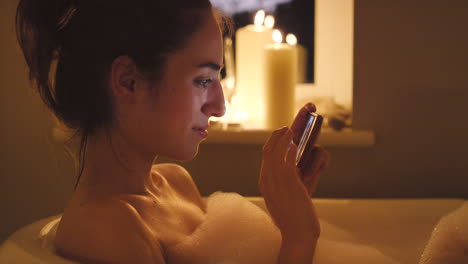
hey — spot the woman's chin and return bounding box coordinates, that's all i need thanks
[166,146,200,161]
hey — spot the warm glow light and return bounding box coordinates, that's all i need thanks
[254,10,266,26]
[286,33,297,46]
[272,29,283,43]
[225,77,235,91]
[264,15,275,29]
[209,116,220,122]
[234,111,249,123]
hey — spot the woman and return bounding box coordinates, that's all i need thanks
[16,0,329,263]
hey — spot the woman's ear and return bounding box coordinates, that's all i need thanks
[110,55,139,101]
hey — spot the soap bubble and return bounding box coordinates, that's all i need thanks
[419,202,468,264]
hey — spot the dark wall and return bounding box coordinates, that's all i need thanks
[352,0,468,198]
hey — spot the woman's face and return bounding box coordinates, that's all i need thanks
[124,11,225,161]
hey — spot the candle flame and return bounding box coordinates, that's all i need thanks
[286,34,297,46]
[254,10,266,26]
[264,15,275,29]
[225,77,235,90]
[272,29,282,43]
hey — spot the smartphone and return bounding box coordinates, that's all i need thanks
[296,112,323,170]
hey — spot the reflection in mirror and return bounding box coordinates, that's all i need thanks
[212,0,315,83]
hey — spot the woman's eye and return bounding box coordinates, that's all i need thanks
[195,78,213,89]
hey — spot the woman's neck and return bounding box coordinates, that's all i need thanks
[76,128,157,197]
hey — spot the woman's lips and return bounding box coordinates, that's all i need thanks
[193,127,208,138]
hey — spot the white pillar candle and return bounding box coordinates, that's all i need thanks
[264,30,297,130]
[286,33,308,83]
[235,10,274,129]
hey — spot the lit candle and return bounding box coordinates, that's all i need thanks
[235,10,274,129]
[264,15,275,29]
[264,30,297,130]
[222,37,236,102]
[286,33,308,83]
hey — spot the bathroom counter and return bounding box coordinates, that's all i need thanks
[204,128,375,147]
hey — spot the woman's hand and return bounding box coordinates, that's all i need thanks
[291,103,330,196]
[259,126,320,244]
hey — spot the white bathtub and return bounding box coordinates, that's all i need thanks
[0,198,464,264]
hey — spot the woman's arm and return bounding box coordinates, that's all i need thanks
[259,127,322,264]
[260,103,329,264]
[277,237,318,264]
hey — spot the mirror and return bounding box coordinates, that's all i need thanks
[212,0,315,83]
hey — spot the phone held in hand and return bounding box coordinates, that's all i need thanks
[296,112,323,170]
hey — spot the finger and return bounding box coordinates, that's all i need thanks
[317,159,329,175]
[285,142,299,170]
[314,150,330,177]
[303,147,323,178]
[304,148,329,195]
[263,126,288,156]
[305,166,322,196]
[306,160,326,196]
[261,127,288,187]
[273,129,294,163]
[291,103,316,144]
[285,143,306,186]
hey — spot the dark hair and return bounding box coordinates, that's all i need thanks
[16,0,232,184]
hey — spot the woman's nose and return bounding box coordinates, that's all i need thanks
[202,80,226,118]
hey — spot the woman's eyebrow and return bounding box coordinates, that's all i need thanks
[197,62,224,71]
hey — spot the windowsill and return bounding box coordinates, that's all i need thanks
[203,128,375,147]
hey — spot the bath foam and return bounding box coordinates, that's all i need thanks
[419,202,468,264]
[36,193,402,263]
[167,192,282,264]
[168,192,399,264]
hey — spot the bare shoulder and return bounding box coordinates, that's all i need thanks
[55,198,166,264]
[152,163,205,209]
